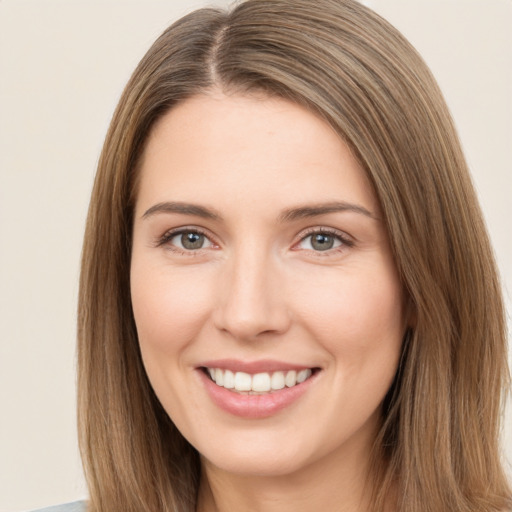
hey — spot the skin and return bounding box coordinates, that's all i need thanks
[130,92,406,512]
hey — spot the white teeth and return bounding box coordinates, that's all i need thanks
[206,367,314,393]
[297,369,312,383]
[234,371,252,391]
[215,368,224,386]
[252,373,271,392]
[271,371,285,390]
[297,369,311,384]
[223,369,235,389]
[285,370,297,387]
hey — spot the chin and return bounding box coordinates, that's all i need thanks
[194,427,333,479]
[201,449,311,478]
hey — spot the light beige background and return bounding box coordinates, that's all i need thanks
[0,1,510,511]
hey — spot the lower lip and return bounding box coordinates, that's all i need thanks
[197,369,318,419]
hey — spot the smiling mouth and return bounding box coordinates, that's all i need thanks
[202,367,318,394]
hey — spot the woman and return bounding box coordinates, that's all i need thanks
[41,0,511,510]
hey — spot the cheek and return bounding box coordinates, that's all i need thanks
[295,267,404,436]
[130,262,213,356]
[291,263,405,363]
[129,262,214,422]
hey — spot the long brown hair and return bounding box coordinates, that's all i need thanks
[78,1,511,510]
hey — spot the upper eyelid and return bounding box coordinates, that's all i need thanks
[292,227,355,255]
[295,226,353,242]
[156,226,216,247]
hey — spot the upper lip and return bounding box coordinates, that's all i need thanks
[198,359,318,374]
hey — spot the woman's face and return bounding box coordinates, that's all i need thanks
[131,93,406,478]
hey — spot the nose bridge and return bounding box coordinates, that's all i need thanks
[214,241,289,340]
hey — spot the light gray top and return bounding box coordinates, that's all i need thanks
[30,501,86,512]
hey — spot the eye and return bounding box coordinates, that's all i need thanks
[160,229,214,251]
[296,230,351,252]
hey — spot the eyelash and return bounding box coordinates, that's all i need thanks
[156,227,214,256]
[294,227,354,255]
[156,226,354,256]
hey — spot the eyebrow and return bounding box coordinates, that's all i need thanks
[141,201,221,220]
[141,200,376,222]
[278,202,376,222]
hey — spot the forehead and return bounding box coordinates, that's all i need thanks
[135,92,378,218]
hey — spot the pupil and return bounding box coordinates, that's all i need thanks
[312,233,334,251]
[181,232,204,250]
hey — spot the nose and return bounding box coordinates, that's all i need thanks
[213,246,291,341]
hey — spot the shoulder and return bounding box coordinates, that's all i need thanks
[29,501,87,512]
